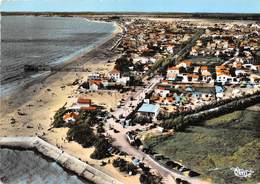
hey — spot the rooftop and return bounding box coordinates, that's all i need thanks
[77,98,91,104]
[138,103,160,113]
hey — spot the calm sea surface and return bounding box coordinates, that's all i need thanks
[0,16,115,95]
[0,148,89,184]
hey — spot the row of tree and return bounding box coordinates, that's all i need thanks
[160,93,260,131]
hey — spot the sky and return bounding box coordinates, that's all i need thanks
[1,0,260,13]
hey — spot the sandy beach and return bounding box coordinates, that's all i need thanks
[0,23,140,184]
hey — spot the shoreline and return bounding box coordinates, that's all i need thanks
[0,19,141,184]
[0,17,121,98]
[0,136,122,184]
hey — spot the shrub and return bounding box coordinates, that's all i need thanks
[90,137,111,160]
[67,123,96,148]
[112,158,138,175]
[96,123,105,134]
[139,172,163,184]
[52,105,67,128]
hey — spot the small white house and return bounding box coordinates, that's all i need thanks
[167,66,179,75]
[216,74,237,84]
[89,80,102,91]
[235,69,246,76]
[88,73,101,80]
[90,83,97,91]
[116,76,130,85]
[108,69,121,81]
[243,64,257,71]
[177,60,192,68]
[155,87,170,98]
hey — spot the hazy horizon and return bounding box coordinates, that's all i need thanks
[1,0,260,13]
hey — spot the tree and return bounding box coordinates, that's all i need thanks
[112,158,137,175]
[80,81,89,89]
[67,124,96,148]
[52,105,67,128]
[97,123,105,134]
[90,137,111,160]
[139,172,162,184]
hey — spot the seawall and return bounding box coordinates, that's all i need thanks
[0,136,123,184]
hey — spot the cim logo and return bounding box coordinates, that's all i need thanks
[230,167,254,178]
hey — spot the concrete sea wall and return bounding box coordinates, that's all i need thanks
[0,137,122,184]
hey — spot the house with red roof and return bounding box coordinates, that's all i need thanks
[191,74,199,82]
[77,98,91,105]
[63,112,79,123]
[80,106,97,111]
[177,60,192,68]
[69,97,98,111]
[200,66,212,83]
[89,79,102,91]
[155,86,170,98]
[166,66,179,80]
[77,97,92,107]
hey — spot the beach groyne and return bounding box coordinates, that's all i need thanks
[0,136,123,184]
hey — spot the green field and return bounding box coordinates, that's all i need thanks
[144,105,260,184]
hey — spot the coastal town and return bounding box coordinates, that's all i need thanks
[1,15,260,184]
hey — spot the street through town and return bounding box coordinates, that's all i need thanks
[105,76,210,184]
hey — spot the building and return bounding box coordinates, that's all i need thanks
[77,98,91,106]
[63,112,79,123]
[88,73,101,80]
[70,97,92,109]
[69,97,98,111]
[177,60,192,68]
[215,86,225,99]
[108,69,121,81]
[167,66,179,80]
[80,106,97,111]
[190,74,199,82]
[137,103,160,120]
[216,74,237,84]
[89,80,102,91]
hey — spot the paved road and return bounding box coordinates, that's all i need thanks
[105,76,210,184]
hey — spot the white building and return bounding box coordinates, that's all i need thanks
[108,69,121,81]
[166,66,179,80]
[216,74,239,84]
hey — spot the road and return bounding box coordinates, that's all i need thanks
[105,76,210,184]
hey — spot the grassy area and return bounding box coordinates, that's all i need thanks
[144,106,260,184]
[203,111,243,127]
